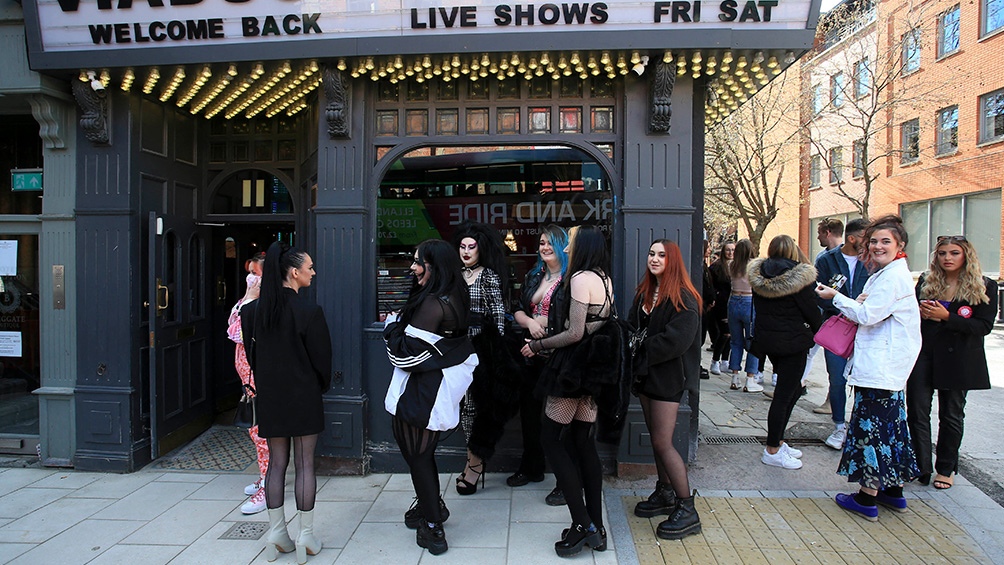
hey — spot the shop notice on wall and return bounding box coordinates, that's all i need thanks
[32,0,813,53]
[0,241,16,277]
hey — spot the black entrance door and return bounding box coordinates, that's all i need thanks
[146,212,214,458]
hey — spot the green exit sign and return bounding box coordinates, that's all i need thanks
[11,169,43,192]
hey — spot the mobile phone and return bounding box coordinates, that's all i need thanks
[828,274,848,290]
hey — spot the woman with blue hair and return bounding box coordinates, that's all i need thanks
[506,225,568,504]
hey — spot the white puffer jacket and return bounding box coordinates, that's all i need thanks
[832,258,921,391]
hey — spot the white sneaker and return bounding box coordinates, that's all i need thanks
[730,374,742,390]
[825,427,847,450]
[241,487,267,515]
[743,377,764,393]
[244,477,264,496]
[762,448,803,469]
[754,372,764,385]
[781,443,802,459]
[710,361,722,375]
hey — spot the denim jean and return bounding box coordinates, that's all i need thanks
[823,349,848,425]
[727,295,759,374]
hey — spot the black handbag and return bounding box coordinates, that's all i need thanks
[233,383,256,428]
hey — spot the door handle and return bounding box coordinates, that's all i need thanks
[216,276,227,305]
[156,278,169,315]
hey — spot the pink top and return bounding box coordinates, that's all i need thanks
[532,276,562,317]
[226,274,261,343]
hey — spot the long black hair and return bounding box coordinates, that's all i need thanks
[451,220,510,294]
[564,225,610,285]
[258,241,309,329]
[400,239,471,326]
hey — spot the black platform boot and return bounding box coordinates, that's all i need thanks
[404,497,450,529]
[554,523,602,557]
[416,521,448,555]
[634,481,678,518]
[656,496,702,540]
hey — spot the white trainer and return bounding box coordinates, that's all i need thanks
[245,477,264,496]
[825,427,847,450]
[710,361,722,375]
[241,487,267,515]
[781,442,802,459]
[743,377,764,393]
[762,448,803,469]
[754,372,764,385]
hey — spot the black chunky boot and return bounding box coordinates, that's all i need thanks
[634,481,678,518]
[560,525,606,551]
[656,496,702,539]
[404,497,450,529]
[416,521,448,555]
[554,523,602,557]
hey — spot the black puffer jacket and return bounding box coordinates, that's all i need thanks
[748,258,822,358]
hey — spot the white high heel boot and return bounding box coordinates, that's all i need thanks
[295,509,322,564]
[264,507,295,562]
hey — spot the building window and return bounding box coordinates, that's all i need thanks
[812,84,825,114]
[852,139,865,178]
[809,213,860,259]
[983,0,1004,37]
[902,28,921,74]
[810,154,822,187]
[901,189,1002,272]
[936,106,959,154]
[830,73,846,108]
[901,118,920,163]
[979,88,1004,143]
[853,58,870,99]
[829,147,843,184]
[937,5,961,58]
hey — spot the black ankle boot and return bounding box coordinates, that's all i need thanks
[416,521,448,555]
[656,496,702,540]
[405,497,450,529]
[560,525,606,551]
[554,523,601,557]
[634,481,678,518]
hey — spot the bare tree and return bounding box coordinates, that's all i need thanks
[705,72,802,254]
[802,2,960,220]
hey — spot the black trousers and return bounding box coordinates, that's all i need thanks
[765,352,808,447]
[907,351,968,477]
[514,359,546,476]
[710,317,730,362]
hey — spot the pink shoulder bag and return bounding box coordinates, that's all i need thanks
[813,314,857,359]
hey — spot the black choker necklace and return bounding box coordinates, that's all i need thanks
[462,264,480,275]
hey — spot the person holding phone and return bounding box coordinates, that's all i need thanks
[908,235,997,490]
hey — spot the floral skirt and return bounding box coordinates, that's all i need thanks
[838,387,919,490]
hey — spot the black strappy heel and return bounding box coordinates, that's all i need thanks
[456,459,485,495]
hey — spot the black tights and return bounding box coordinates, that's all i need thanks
[540,417,604,529]
[639,395,690,498]
[265,435,318,511]
[392,416,444,523]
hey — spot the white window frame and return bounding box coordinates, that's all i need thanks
[983,0,1004,37]
[936,105,959,154]
[901,118,920,163]
[810,154,822,187]
[829,147,843,184]
[830,72,846,108]
[902,28,921,74]
[812,84,825,114]
[937,5,961,58]
[979,88,1004,144]
[853,58,870,99]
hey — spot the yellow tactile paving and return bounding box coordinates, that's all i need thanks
[624,496,994,565]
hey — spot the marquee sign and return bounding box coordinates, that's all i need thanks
[28,0,815,55]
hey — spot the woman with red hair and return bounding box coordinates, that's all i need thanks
[628,239,703,539]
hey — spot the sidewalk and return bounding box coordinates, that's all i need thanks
[0,346,1001,564]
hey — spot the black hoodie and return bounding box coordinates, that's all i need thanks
[747,257,822,358]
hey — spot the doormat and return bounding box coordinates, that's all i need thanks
[152,426,256,472]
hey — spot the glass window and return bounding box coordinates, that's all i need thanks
[852,139,865,178]
[210,170,294,214]
[1,116,44,216]
[979,88,1004,143]
[854,58,870,99]
[812,84,825,114]
[901,118,920,163]
[938,5,961,58]
[983,0,1004,36]
[903,28,921,74]
[830,72,846,108]
[900,189,1002,272]
[376,145,612,318]
[0,234,41,437]
[810,155,822,187]
[936,106,959,154]
[829,147,843,184]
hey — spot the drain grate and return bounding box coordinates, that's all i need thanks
[702,435,763,445]
[219,521,269,540]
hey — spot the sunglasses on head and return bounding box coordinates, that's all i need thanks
[937,235,967,244]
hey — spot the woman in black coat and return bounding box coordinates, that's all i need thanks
[241,241,332,563]
[707,242,734,374]
[629,239,703,540]
[908,235,998,489]
[748,235,821,471]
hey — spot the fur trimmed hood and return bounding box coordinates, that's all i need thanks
[748,258,817,298]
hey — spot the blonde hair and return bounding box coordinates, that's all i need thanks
[767,235,809,264]
[919,238,990,305]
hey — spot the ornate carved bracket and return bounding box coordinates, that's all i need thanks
[324,67,349,138]
[649,62,676,134]
[71,80,110,145]
[28,95,68,149]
